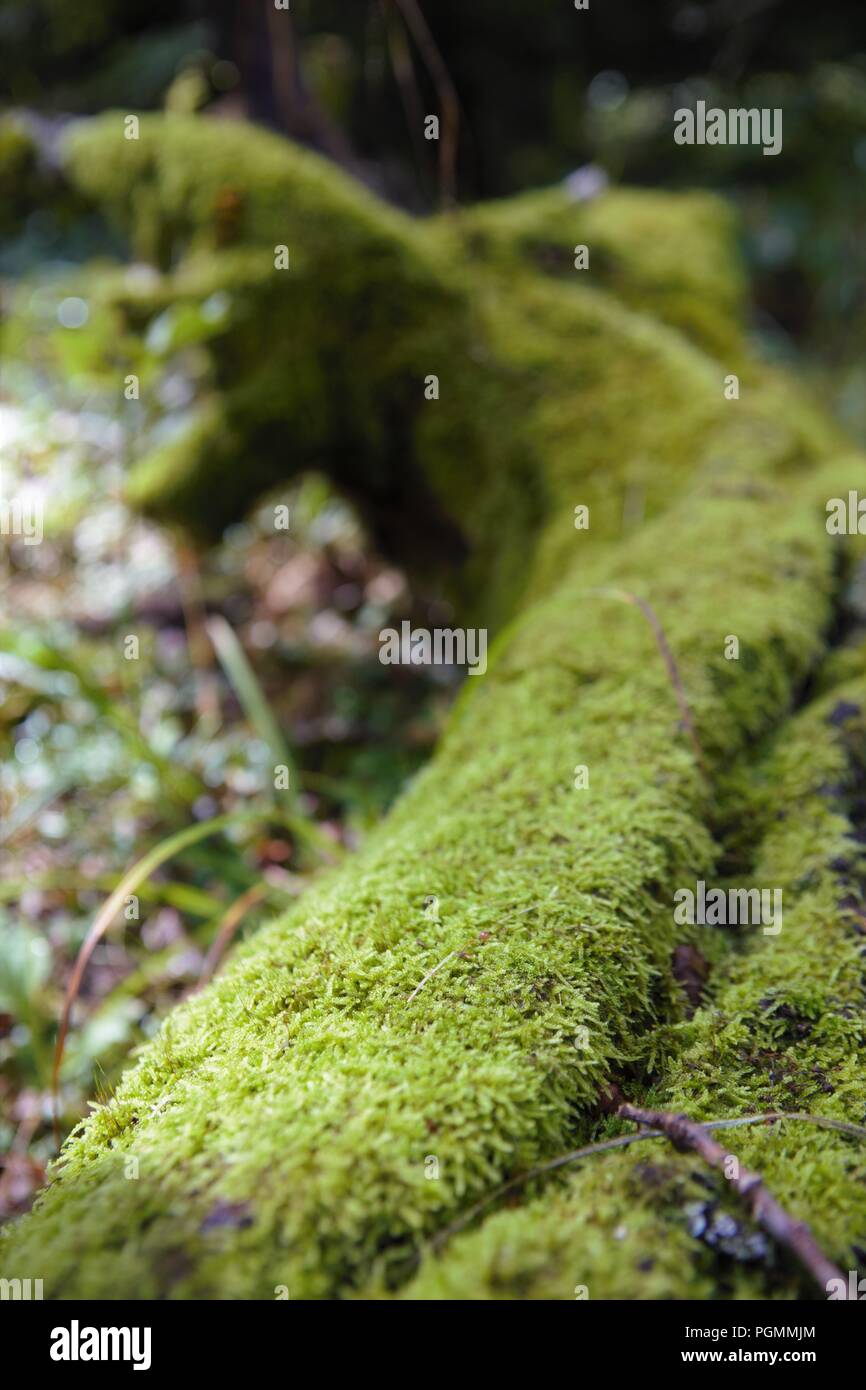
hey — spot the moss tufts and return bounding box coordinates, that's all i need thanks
[3,112,865,1300]
[402,675,866,1299]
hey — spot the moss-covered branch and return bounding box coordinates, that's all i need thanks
[2,111,865,1299]
[403,670,866,1298]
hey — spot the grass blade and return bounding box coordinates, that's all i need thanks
[206,614,299,807]
[52,808,268,1131]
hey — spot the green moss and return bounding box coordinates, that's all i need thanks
[58,115,548,625]
[1,451,852,1299]
[449,182,747,359]
[3,112,864,1300]
[52,116,841,625]
[53,115,759,627]
[402,676,866,1300]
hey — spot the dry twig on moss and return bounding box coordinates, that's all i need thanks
[619,1103,846,1296]
[430,1110,866,1255]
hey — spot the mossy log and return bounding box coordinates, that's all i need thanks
[2,113,866,1299]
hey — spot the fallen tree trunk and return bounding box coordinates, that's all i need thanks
[2,113,865,1299]
[405,674,866,1298]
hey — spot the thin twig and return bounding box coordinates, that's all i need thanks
[391,0,460,207]
[432,1132,651,1249]
[380,0,428,193]
[591,587,707,772]
[265,4,359,172]
[619,1103,846,1296]
[431,1110,866,1251]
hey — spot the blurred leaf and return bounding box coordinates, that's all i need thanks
[64,997,145,1083]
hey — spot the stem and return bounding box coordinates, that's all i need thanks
[432,1110,866,1254]
[619,1103,846,1297]
[391,0,460,207]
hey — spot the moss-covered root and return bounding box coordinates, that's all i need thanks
[0,459,844,1300]
[401,673,866,1300]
